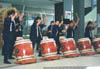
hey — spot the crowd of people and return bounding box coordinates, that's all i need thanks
[2,9,98,64]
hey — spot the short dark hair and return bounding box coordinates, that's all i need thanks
[51,21,54,24]
[87,21,93,26]
[35,17,41,20]
[7,10,15,16]
[55,20,59,22]
[34,16,41,23]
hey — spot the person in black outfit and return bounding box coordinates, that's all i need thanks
[30,16,47,56]
[15,12,24,37]
[3,10,16,64]
[85,21,98,41]
[52,20,63,54]
[47,21,55,38]
[2,12,24,56]
[60,19,70,37]
[67,13,80,38]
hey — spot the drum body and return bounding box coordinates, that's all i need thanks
[60,38,79,57]
[93,38,100,53]
[14,39,36,64]
[78,38,95,55]
[40,39,59,60]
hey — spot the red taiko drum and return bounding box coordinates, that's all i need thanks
[14,39,36,64]
[60,38,79,57]
[40,39,59,60]
[78,38,95,55]
[93,38,100,53]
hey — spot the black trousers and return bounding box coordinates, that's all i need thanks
[16,31,23,37]
[3,38,14,62]
[3,33,15,62]
[2,46,4,55]
[53,36,61,54]
[32,40,42,56]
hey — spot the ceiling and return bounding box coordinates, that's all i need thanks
[0,0,63,11]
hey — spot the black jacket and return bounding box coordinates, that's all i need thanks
[52,24,61,39]
[3,17,16,41]
[30,23,45,42]
[85,26,93,40]
[47,25,53,38]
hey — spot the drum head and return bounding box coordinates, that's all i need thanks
[61,38,74,43]
[93,38,100,42]
[40,39,55,44]
[78,38,90,42]
[16,37,24,40]
[59,36,66,39]
[43,36,48,40]
[15,39,32,46]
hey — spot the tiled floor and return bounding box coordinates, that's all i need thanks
[0,47,100,69]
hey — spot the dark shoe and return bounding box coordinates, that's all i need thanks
[4,61,11,64]
[38,52,42,57]
[9,57,15,59]
[57,53,61,54]
[38,54,42,57]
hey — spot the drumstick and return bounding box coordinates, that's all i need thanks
[61,15,63,21]
[40,12,43,23]
[23,5,25,13]
[44,11,46,17]
[61,15,63,25]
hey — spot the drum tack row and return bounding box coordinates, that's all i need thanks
[14,37,100,64]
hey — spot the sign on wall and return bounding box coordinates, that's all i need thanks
[65,11,72,20]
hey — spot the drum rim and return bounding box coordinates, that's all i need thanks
[78,38,90,42]
[16,37,24,40]
[61,38,75,43]
[40,39,55,44]
[93,38,100,42]
[15,39,32,46]
[59,36,66,39]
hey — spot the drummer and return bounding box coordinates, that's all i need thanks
[85,21,98,41]
[60,19,70,37]
[67,13,80,38]
[52,20,63,54]
[3,10,16,64]
[30,16,47,56]
[47,21,55,38]
[15,12,24,37]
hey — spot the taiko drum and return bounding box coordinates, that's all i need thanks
[60,38,79,57]
[14,39,36,64]
[93,38,100,53]
[78,38,95,55]
[40,39,59,60]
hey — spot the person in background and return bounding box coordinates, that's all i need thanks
[60,19,70,37]
[15,12,24,37]
[52,20,63,54]
[47,21,55,38]
[85,21,98,41]
[3,10,16,64]
[30,16,47,56]
[67,13,80,38]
